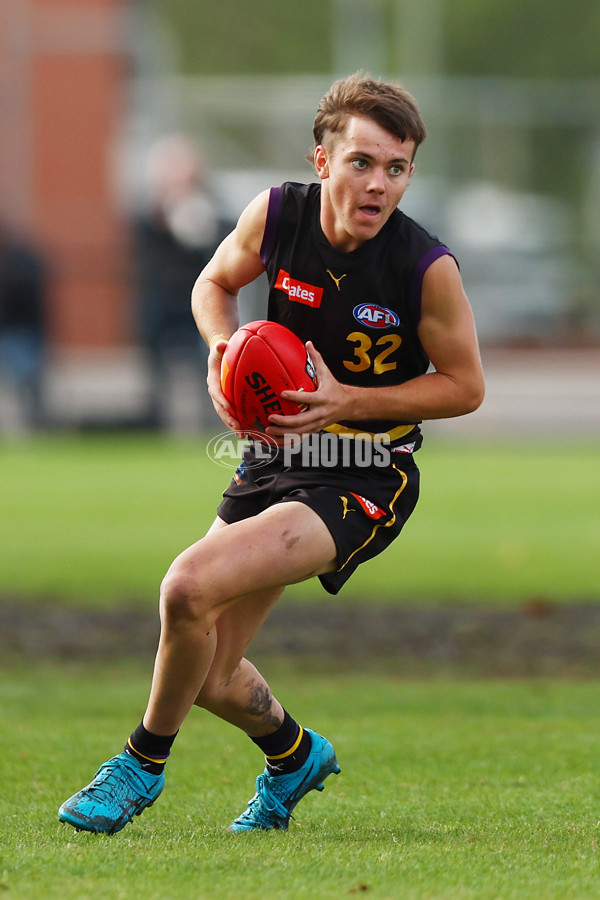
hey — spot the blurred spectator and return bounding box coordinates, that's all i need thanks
[0,221,47,432]
[133,134,233,430]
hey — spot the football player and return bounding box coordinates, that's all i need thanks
[59,72,484,835]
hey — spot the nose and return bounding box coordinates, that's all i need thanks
[366,166,385,193]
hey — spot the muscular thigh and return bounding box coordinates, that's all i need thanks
[168,501,337,614]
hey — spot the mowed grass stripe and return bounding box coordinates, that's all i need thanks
[0,435,598,605]
[1,661,600,899]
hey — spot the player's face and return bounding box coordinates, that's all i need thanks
[315,115,415,252]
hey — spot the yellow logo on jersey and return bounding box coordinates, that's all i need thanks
[326,270,347,291]
[340,495,355,519]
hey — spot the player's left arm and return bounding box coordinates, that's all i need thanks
[403,253,486,419]
[267,255,484,434]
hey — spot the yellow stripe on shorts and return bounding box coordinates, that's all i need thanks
[337,465,408,573]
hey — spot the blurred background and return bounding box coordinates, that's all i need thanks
[1,0,599,437]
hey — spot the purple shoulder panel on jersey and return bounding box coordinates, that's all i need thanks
[408,245,457,326]
[259,186,283,266]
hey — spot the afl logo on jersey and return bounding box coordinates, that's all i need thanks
[353,303,400,328]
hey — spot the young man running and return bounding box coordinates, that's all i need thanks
[59,72,484,835]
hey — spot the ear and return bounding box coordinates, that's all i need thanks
[314,144,329,180]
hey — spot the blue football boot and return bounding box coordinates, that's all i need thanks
[58,751,165,834]
[229,728,340,832]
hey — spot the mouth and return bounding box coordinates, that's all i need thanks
[358,204,381,219]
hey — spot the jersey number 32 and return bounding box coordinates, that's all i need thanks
[343,331,402,375]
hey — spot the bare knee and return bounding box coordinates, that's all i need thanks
[160,564,211,629]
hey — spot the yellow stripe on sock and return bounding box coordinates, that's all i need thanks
[265,726,304,761]
[128,737,168,765]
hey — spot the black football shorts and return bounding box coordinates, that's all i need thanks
[217,435,421,594]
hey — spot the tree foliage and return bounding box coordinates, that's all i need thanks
[445,0,600,78]
[154,0,600,79]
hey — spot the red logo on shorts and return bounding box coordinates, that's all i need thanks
[275,269,323,308]
[350,493,386,520]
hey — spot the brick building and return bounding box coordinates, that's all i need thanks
[0,0,133,352]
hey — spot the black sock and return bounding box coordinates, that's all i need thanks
[251,710,312,776]
[124,721,178,775]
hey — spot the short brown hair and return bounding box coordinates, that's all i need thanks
[311,72,426,159]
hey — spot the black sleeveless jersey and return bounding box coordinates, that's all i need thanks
[259,181,454,442]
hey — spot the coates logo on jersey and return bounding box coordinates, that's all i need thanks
[353,303,400,329]
[350,492,387,520]
[275,269,324,308]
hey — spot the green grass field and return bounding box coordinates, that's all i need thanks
[1,434,598,606]
[3,436,600,897]
[2,660,600,899]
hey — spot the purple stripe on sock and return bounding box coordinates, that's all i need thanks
[266,724,301,758]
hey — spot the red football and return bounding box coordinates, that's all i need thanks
[220,320,317,433]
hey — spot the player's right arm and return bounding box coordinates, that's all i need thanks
[191,190,270,430]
